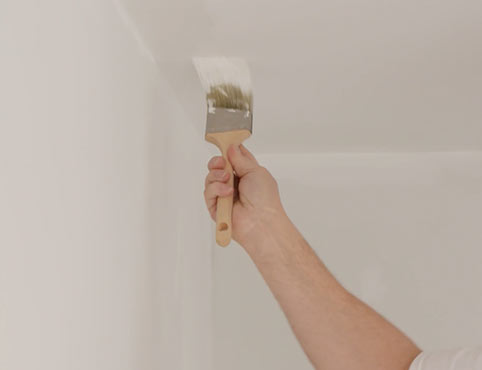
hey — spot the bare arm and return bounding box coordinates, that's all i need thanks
[243,215,420,370]
[204,145,421,370]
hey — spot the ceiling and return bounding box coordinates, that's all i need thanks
[121,0,482,153]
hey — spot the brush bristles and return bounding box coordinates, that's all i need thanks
[193,57,253,112]
[207,83,253,111]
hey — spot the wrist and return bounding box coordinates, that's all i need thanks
[241,209,300,262]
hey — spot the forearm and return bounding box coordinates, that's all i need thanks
[243,214,421,370]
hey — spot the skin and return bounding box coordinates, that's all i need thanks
[204,144,422,370]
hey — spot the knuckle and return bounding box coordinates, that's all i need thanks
[258,166,269,176]
[213,182,223,192]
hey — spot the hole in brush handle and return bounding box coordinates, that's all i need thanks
[218,222,229,231]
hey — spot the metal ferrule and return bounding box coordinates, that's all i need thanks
[205,107,253,134]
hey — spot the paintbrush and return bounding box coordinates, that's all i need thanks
[193,57,253,247]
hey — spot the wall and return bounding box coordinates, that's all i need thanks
[115,0,482,154]
[5,2,479,370]
[0,1,214,370]
[213,151,482,370]
[150,71,213,369]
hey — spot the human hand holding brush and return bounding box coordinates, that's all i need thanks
[204,144,287,248]
[194,57,256,246]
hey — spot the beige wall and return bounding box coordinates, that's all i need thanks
[213,151,482,370]
[0,1,213,370]
[150,78,213,369]
[0,1,156,369]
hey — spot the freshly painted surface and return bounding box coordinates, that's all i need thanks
[121,0,482,153]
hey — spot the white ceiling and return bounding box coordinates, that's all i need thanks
[121,0,482,153]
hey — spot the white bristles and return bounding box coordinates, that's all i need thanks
[193,57,252,96]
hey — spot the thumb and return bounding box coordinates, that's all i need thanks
[227,144,258,177]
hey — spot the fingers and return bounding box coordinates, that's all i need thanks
[227,144,259,177]
[205,169,229,187]
[207,156,226,170]
[205,156,232,220]
[204,181,233,220]
[204,147,257,220]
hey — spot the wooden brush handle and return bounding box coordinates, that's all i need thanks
[205,129,251,247]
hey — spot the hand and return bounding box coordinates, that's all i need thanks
[204,144,286,247]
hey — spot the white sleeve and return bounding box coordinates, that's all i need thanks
[409,347,482,370]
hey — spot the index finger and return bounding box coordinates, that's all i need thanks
[207,156,226,170]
